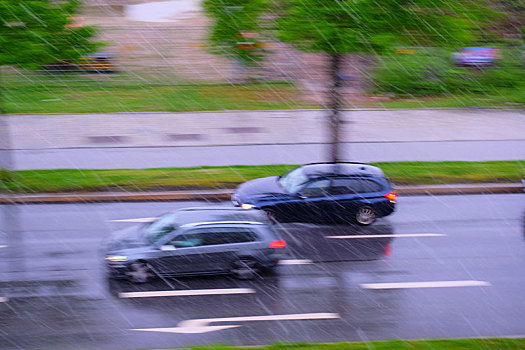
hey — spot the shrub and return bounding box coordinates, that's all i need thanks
[371,48,525,97]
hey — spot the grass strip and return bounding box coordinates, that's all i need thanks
[186,338,525,350]
[1,161,524,194]
[2,77,318,114]
[2,71,524,113]
[375,87,525,109]
[183,338,525,350]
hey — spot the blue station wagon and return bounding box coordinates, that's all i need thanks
[232,162,397,225]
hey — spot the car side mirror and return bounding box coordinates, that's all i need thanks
[160,245,176,251]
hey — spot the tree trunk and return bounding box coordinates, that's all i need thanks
[328,52,343,163]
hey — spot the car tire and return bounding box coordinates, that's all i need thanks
[126,261,154,283]
[230,258,260,280]
[355,206,376,226]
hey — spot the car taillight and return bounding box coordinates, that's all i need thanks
[384,191,397,202]
[269,240,286,248]
[384,243,392,255]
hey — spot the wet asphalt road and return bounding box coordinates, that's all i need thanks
[0,194,524,349]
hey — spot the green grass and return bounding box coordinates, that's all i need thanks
[375,87,525,109]
[1,72,317,114]
[1,161,523,194]
[376,161,525,185]
[6,80,524,112]
[181,338,525,350]
[3,68,525,113]
[182,338,525,350]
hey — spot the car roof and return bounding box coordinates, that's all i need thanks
[174,207,268,226]
[300,162,386,178]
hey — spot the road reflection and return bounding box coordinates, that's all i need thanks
[277,221,394,262]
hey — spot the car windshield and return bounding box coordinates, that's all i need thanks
[143,213,177,245]
[279,168,309,193]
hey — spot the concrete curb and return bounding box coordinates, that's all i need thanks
[0,184,522,204]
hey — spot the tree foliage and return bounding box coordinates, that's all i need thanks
[203,0,268,66]
[0,0,99,69]
[276,0,495,55]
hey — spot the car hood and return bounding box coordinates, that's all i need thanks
[105,225,148,252]
[234,176,287,204]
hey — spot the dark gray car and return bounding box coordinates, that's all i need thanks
[104,207,286,282]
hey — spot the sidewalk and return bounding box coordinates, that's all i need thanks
[6,109,525,150]
[0,183,522,204]
[5,108,525,170]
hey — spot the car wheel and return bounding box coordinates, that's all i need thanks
[126,261,154,283]
[355,206,376,226]
[230,258,260,280]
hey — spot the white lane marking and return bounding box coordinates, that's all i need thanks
[278,259,313,265]
[26,238,100,246]
[119,288,255,299]
[131,312,340,334]
[111,217,157,223]
[360,280,491,290]
[0,245,7,248]
[0,297,8,303]
[326,233,445,239]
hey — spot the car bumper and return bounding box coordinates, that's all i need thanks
[376,201,396,217]
[105,261,129,279]
[258,251,287,268]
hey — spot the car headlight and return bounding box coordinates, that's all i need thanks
[241,203,255,210]
[105,255,128,262]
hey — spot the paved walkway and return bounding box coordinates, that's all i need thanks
[2,108,525,169]
[5,109,525,149]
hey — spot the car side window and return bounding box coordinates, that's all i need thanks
[169,233,203,248]
[300,179,330,197]
[202,228,259,245]
[174,228,259,247]
[203,230,232,245]
[358,179,382,193]
[330,178,383,195]
[227,229,258,243]
[329,179,359,195]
